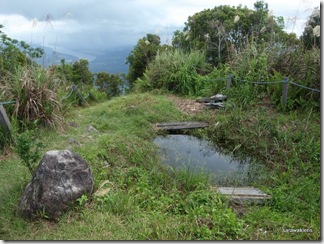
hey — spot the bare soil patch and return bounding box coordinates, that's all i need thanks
[167,95,207,115]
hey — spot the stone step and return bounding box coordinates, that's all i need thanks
[216,187,271,204]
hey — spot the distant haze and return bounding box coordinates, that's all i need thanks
[38,45,131,74]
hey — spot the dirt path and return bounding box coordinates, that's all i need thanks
[167,95,207,115]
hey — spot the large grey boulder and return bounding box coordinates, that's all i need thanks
[19,150,94,220]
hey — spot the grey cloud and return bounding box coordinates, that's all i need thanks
[0,0,176,50]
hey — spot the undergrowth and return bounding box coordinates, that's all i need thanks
[0,92,320,240]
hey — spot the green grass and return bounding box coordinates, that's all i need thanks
[192,97,320,240]
[0,92,320,240]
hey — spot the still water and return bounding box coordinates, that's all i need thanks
[153,135,254,186]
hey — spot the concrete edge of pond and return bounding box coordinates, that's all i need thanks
[154,121,208,131]
[212,186,272,205]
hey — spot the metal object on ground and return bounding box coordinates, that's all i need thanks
[204,102,225,109]
[210,94,228,101]
[196,94,228,103]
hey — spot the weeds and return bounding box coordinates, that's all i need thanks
[15,130,44,175]
[0,124,14,151]
[0,92,320,240]
[194,94,320,239]
[136,49,210,96]
[76,194,89,207]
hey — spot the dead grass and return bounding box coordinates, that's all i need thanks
[167,95,207,115]
[0,147,14,161]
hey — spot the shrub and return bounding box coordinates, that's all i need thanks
[227,41,320,110]
[15,130,44,175]
[196,64,231,97]
[136,49,210,96]
[0,65,64,130]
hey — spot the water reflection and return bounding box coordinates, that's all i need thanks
[153,135,256,186]
[46,45,97,62]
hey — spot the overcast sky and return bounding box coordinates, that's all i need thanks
[0,0,320,52]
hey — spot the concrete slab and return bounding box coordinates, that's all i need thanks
[155,121,208,131]
[217,187,271,205]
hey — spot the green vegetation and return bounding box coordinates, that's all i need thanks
[0,25,44,77]
[71,59,94,85]
[15,130,44,175]
[172,1,296,67]
[0,93,320,240]
[136,49,210,96]
[128,2,320,109]
[0,65,64,130]
[126,33,169,87]
[0,0,320,241]
[301,8,320,50]
[195,101,320,240]
[95,72,125,98]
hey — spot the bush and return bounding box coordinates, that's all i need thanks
[0,65,64,130]
[195,64,231,97]
[15,130,44,175]
[226,42,320,110]
[136,49,210,96]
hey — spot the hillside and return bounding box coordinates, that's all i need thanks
[0,92,320,240]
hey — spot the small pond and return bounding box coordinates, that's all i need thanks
[153,134,259,186]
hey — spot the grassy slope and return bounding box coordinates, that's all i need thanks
[0,92,320,240]
[193,101,320,240]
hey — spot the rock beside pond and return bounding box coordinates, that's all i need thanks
[19,150,94,221]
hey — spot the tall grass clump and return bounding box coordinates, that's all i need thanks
[230,42,271,83]
[273,46,320,109]
[229,42,280,105]
[226,41,320,110]
[0,65,64,130]
[136,49,210,96]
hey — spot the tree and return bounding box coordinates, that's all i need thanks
[95,72,124,98]
[301,8,320,49]
[72,59,93,85]
[126,34,161,87]
[172,30,190,51]
[0,25,44,76]
[172,1,291,67]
